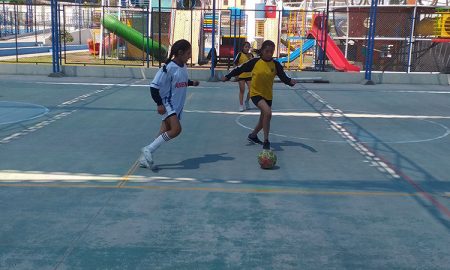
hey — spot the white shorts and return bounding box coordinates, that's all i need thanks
[161,102,183,121]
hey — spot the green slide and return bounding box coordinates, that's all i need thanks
[102,14,168,61]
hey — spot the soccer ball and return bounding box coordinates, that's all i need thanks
[258,150,277,169]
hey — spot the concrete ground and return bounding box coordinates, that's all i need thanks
[0,75,449,269]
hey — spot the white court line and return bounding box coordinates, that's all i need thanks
[381,90,450,94]
[184,109,450,119]
[35,82,219,89]
[0,170,201,183]
[0,111,76,144]
[0,101,50,125]
[0,84,112,145]
[305,90,402,179]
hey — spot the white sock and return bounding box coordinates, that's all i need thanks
[146,132,171,153]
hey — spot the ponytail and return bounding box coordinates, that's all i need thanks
[165,39,192,65]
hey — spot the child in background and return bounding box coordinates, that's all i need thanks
[233,41,253,111]
[222,40,297,150]
[140,39,200,168]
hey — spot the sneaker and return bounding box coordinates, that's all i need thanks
[239,105,245,112]
[139,147,153,168]
[245,100,250,110]
[263,141,271,150]
[248,134,263,144]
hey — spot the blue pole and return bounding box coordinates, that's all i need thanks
[50,0,60,74]
[146,5,150,68]
[57,3,61,70]
[233,9,237,60]
[364,0,378,82]
[210,0,216,79]
[51,1,56,73]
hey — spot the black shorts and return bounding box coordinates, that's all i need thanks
[238,77,252,82]
[251,96,272,107]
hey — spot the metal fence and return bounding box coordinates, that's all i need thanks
[0,3,448,73]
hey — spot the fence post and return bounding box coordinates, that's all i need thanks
[14,4,18,63]
[363,0,378,85]
[208,0,217,81]
[407,4,417,73]
[146,5,150,68]
[50,0,62,76]
[158,0,161,68]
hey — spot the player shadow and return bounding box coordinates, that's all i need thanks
[153,153,234,171]
[271,140,317,152]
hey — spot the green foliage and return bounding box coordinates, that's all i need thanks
[8,0,27,4]
[49,30,74,43]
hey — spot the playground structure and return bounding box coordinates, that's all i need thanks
[86,4,169,63]
[101,13,167,61]
[308,14,361,72]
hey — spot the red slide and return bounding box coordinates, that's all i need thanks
[308,15,360,72]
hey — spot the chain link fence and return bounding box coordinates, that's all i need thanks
[0,3,448,73]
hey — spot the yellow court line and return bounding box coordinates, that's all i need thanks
[117,158,140,187]
[0,182,417,197]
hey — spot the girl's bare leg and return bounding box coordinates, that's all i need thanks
[238,80,245,106]
[245,80,251,103]
[164,114,182,139]
[250,112,263,138]
[256,100,272,142]
[158,120,169,136]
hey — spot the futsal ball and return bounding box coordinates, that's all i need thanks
[258,150,277,169]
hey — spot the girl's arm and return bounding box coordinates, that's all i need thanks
[150,87,163,105]
[223,58,258,81]
[149,67,171,114]
[188,80,200,86]
[275,60,295,86]
[150,87,166,115]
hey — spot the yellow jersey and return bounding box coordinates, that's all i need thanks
[225,58,293,100]
[233,52,253,79]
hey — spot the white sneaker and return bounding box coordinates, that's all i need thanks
[239,105,245,112]
[245,100,250,110]
[139,147,153,168]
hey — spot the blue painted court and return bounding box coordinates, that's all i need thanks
[0,75,449,269]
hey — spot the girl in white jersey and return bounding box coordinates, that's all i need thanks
[140,39,199,168]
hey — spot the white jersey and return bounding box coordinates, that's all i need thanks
[150,61,189,120]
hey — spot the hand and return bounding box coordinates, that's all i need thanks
[157,105,166,115]
[290,79,297,86]
[192,80,200,86]
[221,76,228,82]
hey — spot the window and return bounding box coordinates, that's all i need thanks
[256,20,264,37]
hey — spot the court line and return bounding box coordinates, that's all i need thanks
[117,159,141,187]
[302,89,450,219]
[185,109,450,119]
[0,101,50,125]
[0,110,76,144]
[0,182,419,197]
[35,82,219,89]
[0,83,126,146]
[235,114,450,144]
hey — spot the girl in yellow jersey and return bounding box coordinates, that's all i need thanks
[222,40,297,150]
[233,41,253,111]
